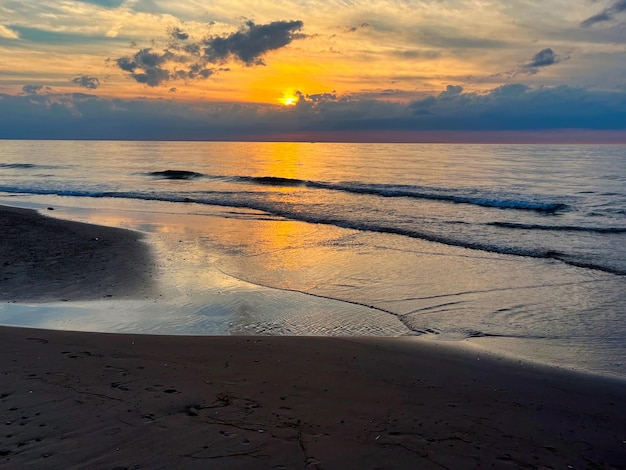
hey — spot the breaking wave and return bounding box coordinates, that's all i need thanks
[490,221,626,234]
[229,175,568,212]
[142,172,567,212]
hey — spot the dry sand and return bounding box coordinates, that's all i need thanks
[1,204,625,469]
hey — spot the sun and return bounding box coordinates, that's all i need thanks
[280,92,298,106]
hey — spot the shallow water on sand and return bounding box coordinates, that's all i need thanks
[1,141,625,378]
[1,197,624,379]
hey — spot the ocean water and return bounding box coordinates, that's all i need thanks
[0,140,625,378]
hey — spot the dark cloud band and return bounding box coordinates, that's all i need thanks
[2,84,626,139]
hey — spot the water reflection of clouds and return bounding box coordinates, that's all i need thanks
[0,287,407,337]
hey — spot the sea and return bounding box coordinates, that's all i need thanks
[0,140,625,379]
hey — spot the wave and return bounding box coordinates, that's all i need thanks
[229,175,567,213]
[0,184,621,275]
[141,172,567,213]
[234,176,307,186]
[0,163,65,170]
[490,221,626,234]
[147,170,205,180]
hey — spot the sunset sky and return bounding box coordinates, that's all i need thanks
[1,0,626,141]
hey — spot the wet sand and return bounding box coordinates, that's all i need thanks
[1,204,625,468]
[0,205,154,302]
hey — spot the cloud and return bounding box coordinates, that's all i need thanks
[502,48,568,76]
[289,90,338,111]
[304,91,337,103]
[527,48,560,68]
[438,85,464,98]
[0,25,19,39]
[582,0,626,27]
[410,25,510,50]
[2,84,626,140]
[344,23,371,33]
[489,83,530,98]
[203,20,305,66]
[404,84,626,131]
[170,27,189,41]
[282,84,626,134]
[521,48,566,74]
[390,49,441,60]
[116,48,181,86]
[22,85,45,95]
[72,76,100,89]
[116,20,305,86]
[77,0,125,7]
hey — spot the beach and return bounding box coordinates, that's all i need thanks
[0,205,154,303]
[1,205,626,468]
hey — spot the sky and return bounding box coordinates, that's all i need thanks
[1,0,626,141]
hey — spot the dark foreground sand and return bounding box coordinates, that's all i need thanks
[1,205,625,469]
[2,329,626,469]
